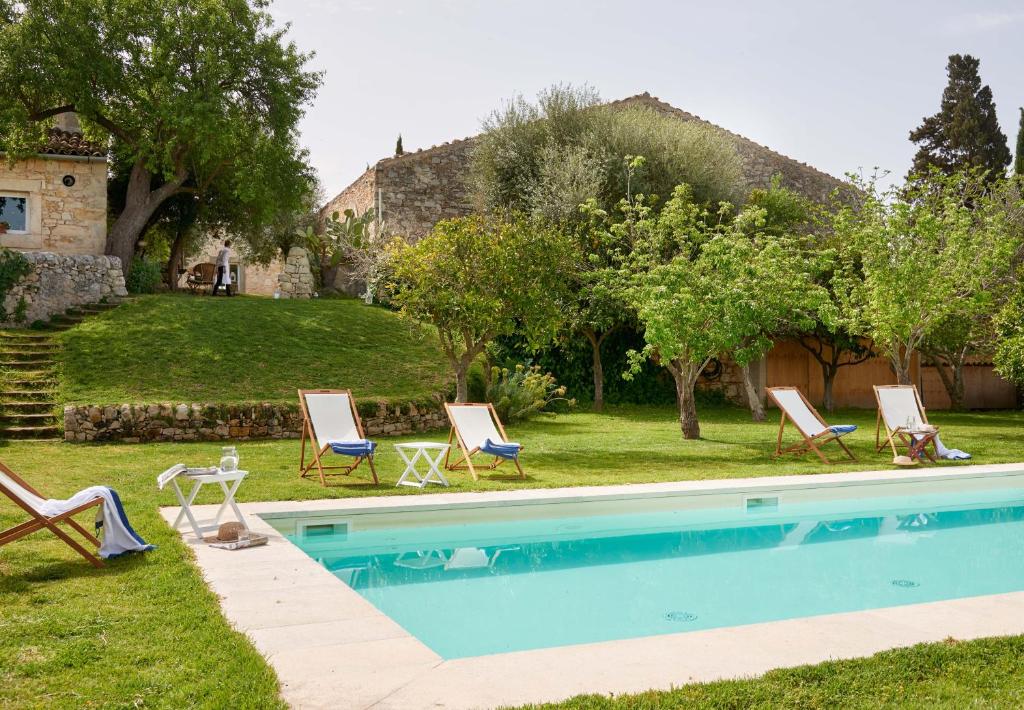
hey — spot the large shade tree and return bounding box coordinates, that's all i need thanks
[387,215,574,402]
[0,0,320,273]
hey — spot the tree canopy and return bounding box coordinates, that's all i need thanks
[0,0,321,273]
[908,54,1011,181]
[470,84,744,222]
[386,215,574,402]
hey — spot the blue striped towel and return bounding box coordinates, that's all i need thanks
[480,438,522,459]
[329,439,377,457]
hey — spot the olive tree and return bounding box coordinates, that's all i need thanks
[387,216,573,402]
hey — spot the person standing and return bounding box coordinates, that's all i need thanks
[212,239,233,296]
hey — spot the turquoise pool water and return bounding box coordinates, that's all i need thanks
[280,486,1024,659]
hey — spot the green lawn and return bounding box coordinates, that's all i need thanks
[2,405,1024,708]
[54,294,451,406]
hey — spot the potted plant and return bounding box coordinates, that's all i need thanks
[0,222,9,235]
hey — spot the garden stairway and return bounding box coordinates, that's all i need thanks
[0,301,122,440]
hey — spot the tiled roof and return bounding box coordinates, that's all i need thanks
[40,128,107,158]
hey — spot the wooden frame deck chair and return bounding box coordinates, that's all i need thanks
[443,403,525,480]
[0,461,104,568]
[767,387,857,464]
[873,385,938,462]
[298,389,379,486]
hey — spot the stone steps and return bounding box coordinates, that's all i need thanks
[1,300,124,440]
[0,425,61,439]
[2,401,55,414]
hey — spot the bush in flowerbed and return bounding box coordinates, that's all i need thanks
[486,364,575,423]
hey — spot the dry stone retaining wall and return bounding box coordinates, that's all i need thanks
[63,399,448,443]
[2,251,127,325]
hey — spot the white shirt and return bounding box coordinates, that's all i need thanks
[216,246,231,268]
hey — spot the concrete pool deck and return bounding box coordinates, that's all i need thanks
[161,463,1024,709]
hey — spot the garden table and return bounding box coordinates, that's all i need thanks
[394,442,450,488]
[169,468,249,538]
[899,427,939,463]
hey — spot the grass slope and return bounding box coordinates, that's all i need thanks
[56,294,451,406]
[2,406,1023,707]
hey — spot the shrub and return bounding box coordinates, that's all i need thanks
[486,364,575,423]
[0,247,31,321]
[126,258,163,294]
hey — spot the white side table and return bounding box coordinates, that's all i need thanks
[170,469,249,538]
[394,442,450,488]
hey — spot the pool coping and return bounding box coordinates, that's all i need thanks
[161,462,1024,710]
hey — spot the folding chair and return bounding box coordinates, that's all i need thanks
[767,386,857,464]
[443,403,525,480]
[874,385,939,462]
[298,389,379,486]
[0,461,104,568]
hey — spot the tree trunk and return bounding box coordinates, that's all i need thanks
[668,360,701,440]
[740,363,765,422]
[951,361,965,411]
[929,353,967,411]
[822,366,837,414]
[454,363,470,403]
[106,160,187,276]
[165,230,187,291]
[584,329,606,412]
[890,341,913,385]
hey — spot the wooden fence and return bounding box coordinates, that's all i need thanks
[762,340,1017,410]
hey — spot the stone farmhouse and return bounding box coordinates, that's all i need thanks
[0,114,108,255]
[323,92,1017,410]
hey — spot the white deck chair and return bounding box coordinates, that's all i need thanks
[0,461,104,568]
[767,387,856,464]
[873,385,938,462]
[298,389,379,486]
[443,403,525,480]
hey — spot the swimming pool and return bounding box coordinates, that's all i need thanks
[270,476,1024,659]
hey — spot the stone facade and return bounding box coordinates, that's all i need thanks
[63,399,448,443]
[2,252,127,325]
[322,92,847,250]
[0,155,108,254]
[183,236,285,296]
[276,246,314,298]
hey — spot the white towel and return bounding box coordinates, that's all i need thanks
[38,486,154,559]
[913,433,971,460]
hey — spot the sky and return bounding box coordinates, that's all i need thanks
[269,0,1024,200]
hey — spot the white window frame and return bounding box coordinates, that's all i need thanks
[0,193,30,235]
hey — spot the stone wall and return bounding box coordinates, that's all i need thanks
[322,139,477,244]
[0,156,108,254]
[321,167,377,223]
[2,252,127,325]
[276,247,314,298]
[63,399,449,443]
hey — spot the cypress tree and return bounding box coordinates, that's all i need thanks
[395,134,404,156]
[909,54,1011,181]
[1015,108,1024,177]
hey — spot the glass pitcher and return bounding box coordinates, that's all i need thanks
[220,446,239,472]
